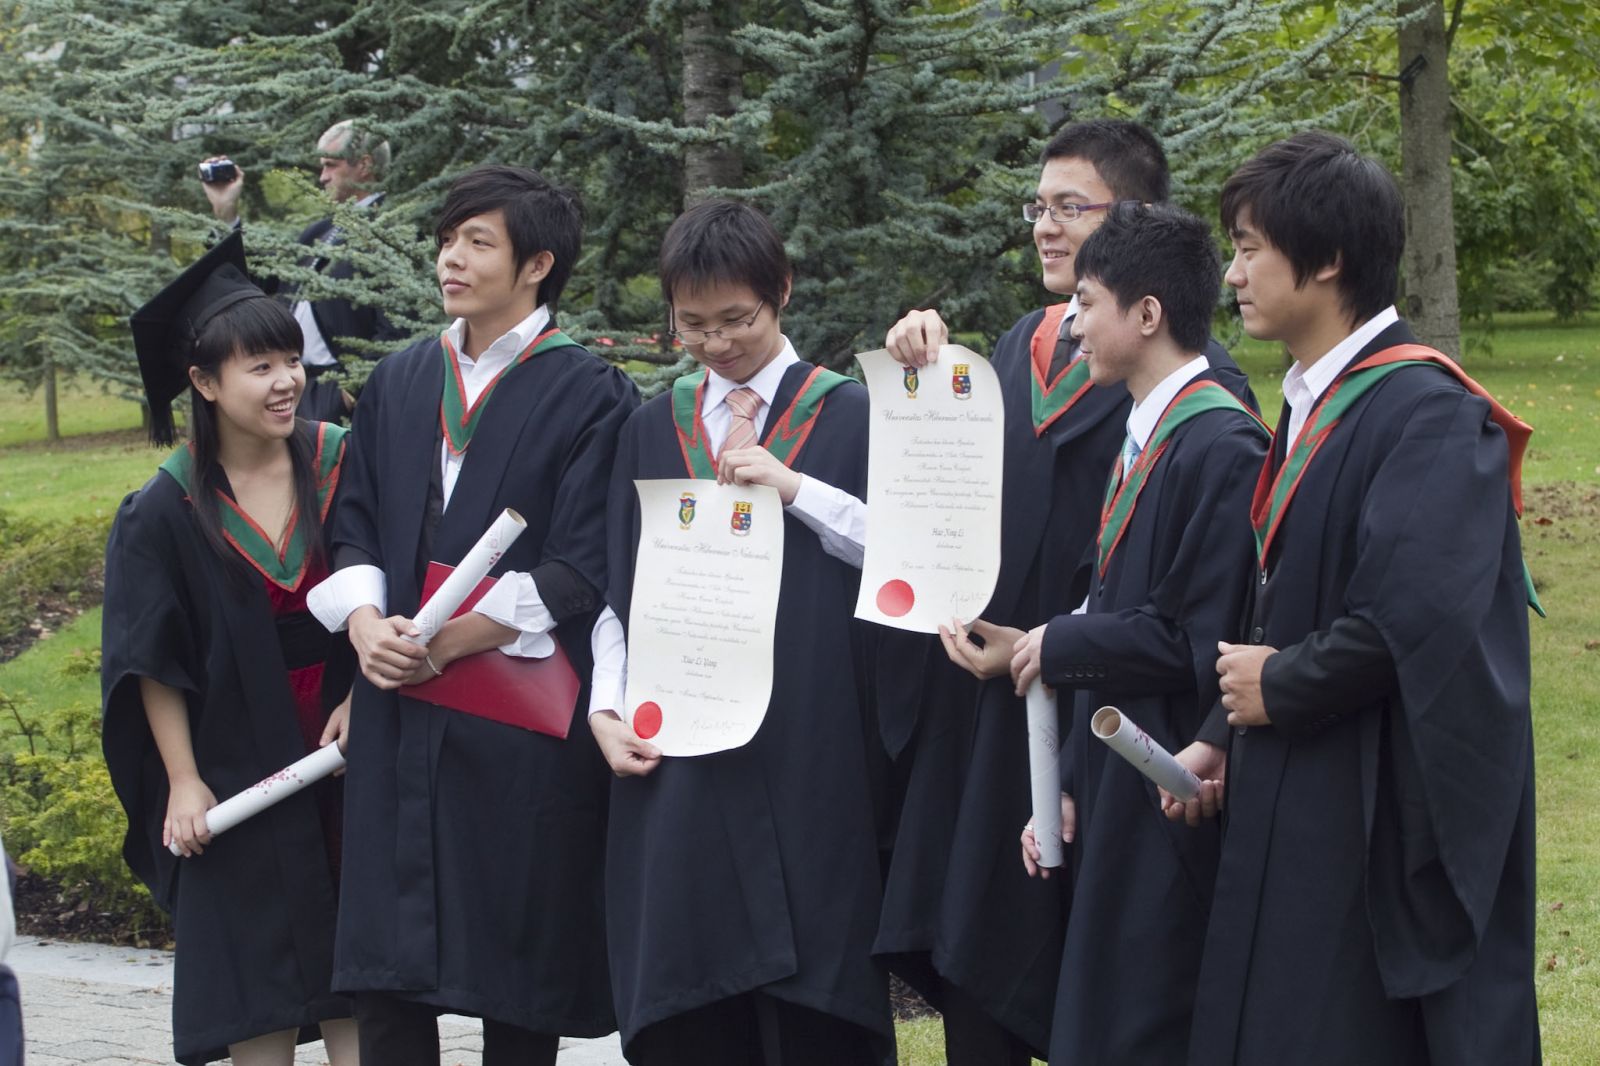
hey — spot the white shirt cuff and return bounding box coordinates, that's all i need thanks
[588,606,628,719]
[472,571,556,658]
[786,474,867,569]
[307,564,386,632]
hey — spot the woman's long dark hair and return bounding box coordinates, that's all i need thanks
[185,297,324,578]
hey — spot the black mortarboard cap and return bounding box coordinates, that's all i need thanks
[130,228,268,445]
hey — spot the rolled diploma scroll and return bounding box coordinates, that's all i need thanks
[171,510,528,856]
[411,508,527,644]
[1090,705,1200,802]
[1025,680,1064,869]
[168,743,346,856]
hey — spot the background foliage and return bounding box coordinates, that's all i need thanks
[24,0,1593,404]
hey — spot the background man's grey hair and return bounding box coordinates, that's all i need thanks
[317,119,391,180]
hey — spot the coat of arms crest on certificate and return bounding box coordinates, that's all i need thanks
[903,365,919,399]
[952,363,972,400]
[730,499,753,536]
[678,492,697,529]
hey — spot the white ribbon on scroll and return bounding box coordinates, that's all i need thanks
[169,743,346,856]
[1090,705,1201,802]
[622,480,784,757]
[853,345,1003,632]
[412,508,527,644]
[1025,680,1064,869]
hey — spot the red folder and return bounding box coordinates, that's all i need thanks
[400,562,579,739]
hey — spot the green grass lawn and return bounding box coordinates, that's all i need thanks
[0,376,143,447]
[2,314,1598,1064]
[0,434,160,525]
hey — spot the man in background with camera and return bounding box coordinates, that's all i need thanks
[200,119,403,422]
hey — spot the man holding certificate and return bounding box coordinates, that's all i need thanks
[1006,204,1267,1064]
[588,200,892,1064]
[875,120,1257,1061]
[307,165,638,1064]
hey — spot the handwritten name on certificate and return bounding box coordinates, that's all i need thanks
[853,346,1003,632]
[623,480,785,756]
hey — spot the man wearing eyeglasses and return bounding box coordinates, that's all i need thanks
[870,119,1256,1064]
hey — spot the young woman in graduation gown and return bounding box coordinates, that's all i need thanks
[588,201,892,1065]
[101,232,357,1066]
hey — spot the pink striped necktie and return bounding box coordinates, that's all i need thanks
[718,386,762,462]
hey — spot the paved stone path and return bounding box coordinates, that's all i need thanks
[10,936,626,1065]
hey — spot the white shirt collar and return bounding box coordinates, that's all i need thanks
[701,336,800,415]
[1283,304,1400,414]
[1060,295,1082,336]
[1126,354,1210,451]
[443,304,551,369]
[355,191,384,209]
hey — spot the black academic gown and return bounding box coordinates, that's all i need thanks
[1190,321,1539,1066]
[603,364,893,1059]
[101,426,353,1065]
[905,308,1256,1053]
[1038,376,1266,1064]
[329,333,637,1035]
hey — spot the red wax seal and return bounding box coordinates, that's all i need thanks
[633,702,663,740]
[876,579,915,617]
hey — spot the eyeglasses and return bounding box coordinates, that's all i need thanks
[1022,200,1120,225]
[669,301,765,345]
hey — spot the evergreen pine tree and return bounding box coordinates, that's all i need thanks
[0,0,1401,413]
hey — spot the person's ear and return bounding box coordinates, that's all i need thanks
[521,250,556,290]
[1313,252,1342,284]
[1139,295,1163,338]
[778,277,793,310]
[188,364,219,402]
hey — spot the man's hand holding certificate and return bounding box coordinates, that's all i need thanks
[853,345,1004,632]
[622,480,785,756]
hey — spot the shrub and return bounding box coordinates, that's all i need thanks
[0,660,168,936]
[0,509,111,646]
[1,751,165,933]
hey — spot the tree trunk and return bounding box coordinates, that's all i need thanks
[681,8,742,208]
[42,352,60,442]
[1397,0,1461,360]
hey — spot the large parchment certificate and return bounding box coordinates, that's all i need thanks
[623,480,784,756]
[853,345,1004,632]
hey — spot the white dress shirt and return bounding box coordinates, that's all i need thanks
[1059,295,1081,349]
[293,300,338,368]
[1125,354,1210,463]
[587,337,869,718]
[1280,305,1399,449]
[307,304,559,658]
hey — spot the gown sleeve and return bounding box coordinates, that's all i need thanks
[99,481,203,911]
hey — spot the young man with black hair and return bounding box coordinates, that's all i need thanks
[1193,131,1539,1066]
[308,164,638,1065]
[873,119,1257,1062]
[588,199,891,1065]
[1004,202,1267,1063]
